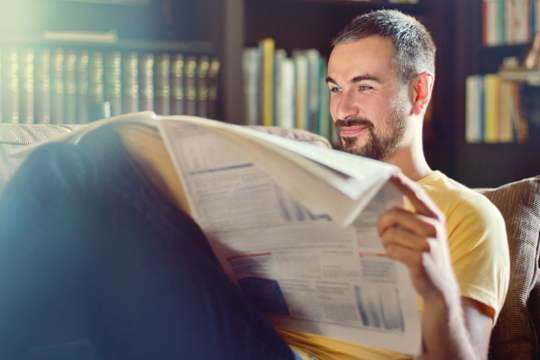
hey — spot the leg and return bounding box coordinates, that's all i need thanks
[0,128,296,360]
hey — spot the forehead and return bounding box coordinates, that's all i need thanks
[328,37,396,81]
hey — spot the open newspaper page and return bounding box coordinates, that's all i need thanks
[157,118,422,355]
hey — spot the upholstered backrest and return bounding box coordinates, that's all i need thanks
[0,124,331,197]
[0,124,83,195]
[477,176,540,359]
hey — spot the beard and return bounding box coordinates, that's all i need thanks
[334,104,407,161]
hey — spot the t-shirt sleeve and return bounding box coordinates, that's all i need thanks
[445,194,510,321]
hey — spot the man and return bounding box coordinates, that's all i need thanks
[0,9,508,360]
[280,10,508,360]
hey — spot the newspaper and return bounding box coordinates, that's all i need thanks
[12,112,422,355]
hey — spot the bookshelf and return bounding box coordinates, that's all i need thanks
[215,0,459,179]
[453,0,540,188]
[0,0,220,123]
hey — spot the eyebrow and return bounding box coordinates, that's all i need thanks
[325,75,383,85]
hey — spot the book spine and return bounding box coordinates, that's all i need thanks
[35,48,51,124]
[484,74,498,143]
[3,46,19,124]
[64,50,77,124]
[154,53,171,115]
[19,47,34,124]
[498,0,506,45]
[318,59,332,140]
[139,53,154,111]
[261,38,275,127]
[242,48,259,125]
[274,49,286,127]
[0,48,3,123]
[122,51,139,114]
[104,51,122,117]
[50,48,64,124]
[536,0,540,33]
[479,75,485,142]
[196,55,209,118]
[76,50,89,124]
[185,55,197,116]
[88,51,104,121]
[280,57,295,129]
[294,51,308,130]
[465,75,478,143]
[207,56,220,119]
[306,49,320,134]
[170,53,184,115]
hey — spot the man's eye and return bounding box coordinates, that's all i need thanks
[330,87,342,93]
[359,85,372,91]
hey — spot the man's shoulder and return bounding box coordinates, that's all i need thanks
[417,171,502,221]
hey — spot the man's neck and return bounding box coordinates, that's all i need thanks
[385,145,432,182]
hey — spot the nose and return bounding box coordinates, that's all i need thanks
[333,90,359,121]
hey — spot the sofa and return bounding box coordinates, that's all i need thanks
[1,123,539,359]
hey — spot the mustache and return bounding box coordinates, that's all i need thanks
[334,118,374,130]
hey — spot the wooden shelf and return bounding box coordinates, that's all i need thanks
[0,34,215,55]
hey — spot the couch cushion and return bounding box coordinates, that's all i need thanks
[0,124,84,194]
[477,176,540,359]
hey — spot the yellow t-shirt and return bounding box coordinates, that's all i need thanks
[281,171,510,360]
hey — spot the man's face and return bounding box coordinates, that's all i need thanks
[327,37,410,161]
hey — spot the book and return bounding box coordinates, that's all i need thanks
[76,50,90,124]
[318,60,332,140]
[294,50,308,130]
[466,75,480,143]
[122,51,139,114]
[104,51,122,117]
[243,48,260,125]
[184,55,197,116]
[0,49,3,123]
[64,50,77,124]
[139,53,154,112]
[260,38,275,127]
[12,111,422,356]
[196,56,209,118]
[88,51,105,122]
[484,74,499,143]
[3,46,19,124]
[50,48,64,124]
[306,49,321,134]
[154,53,171,116]
[207,56,220,120]
[170,53,184,116]
[279,57,295,129]
[19,47,34,124]
[35,48,51,124]
[273,49,286,126]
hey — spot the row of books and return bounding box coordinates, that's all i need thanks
[482,0,540,46]
[465,74,529,143]
[0,47,220,124]
[243,38,334,142]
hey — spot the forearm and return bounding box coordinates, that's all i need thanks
[416,292,477,360]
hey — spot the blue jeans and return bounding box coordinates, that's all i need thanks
[0,127,298,360]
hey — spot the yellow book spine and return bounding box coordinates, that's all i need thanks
[263,38,275,127]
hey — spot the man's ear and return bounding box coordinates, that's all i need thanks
[411,72,435,116]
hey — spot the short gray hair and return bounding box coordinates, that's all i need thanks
[332,10,436,84]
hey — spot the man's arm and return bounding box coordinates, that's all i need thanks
[377,173,492,360]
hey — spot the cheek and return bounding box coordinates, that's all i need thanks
[329,96,338,118]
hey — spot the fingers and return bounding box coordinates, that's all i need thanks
[377,207,438,239]
[389,172,443,220]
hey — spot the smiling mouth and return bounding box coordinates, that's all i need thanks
[339,126,368,137]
